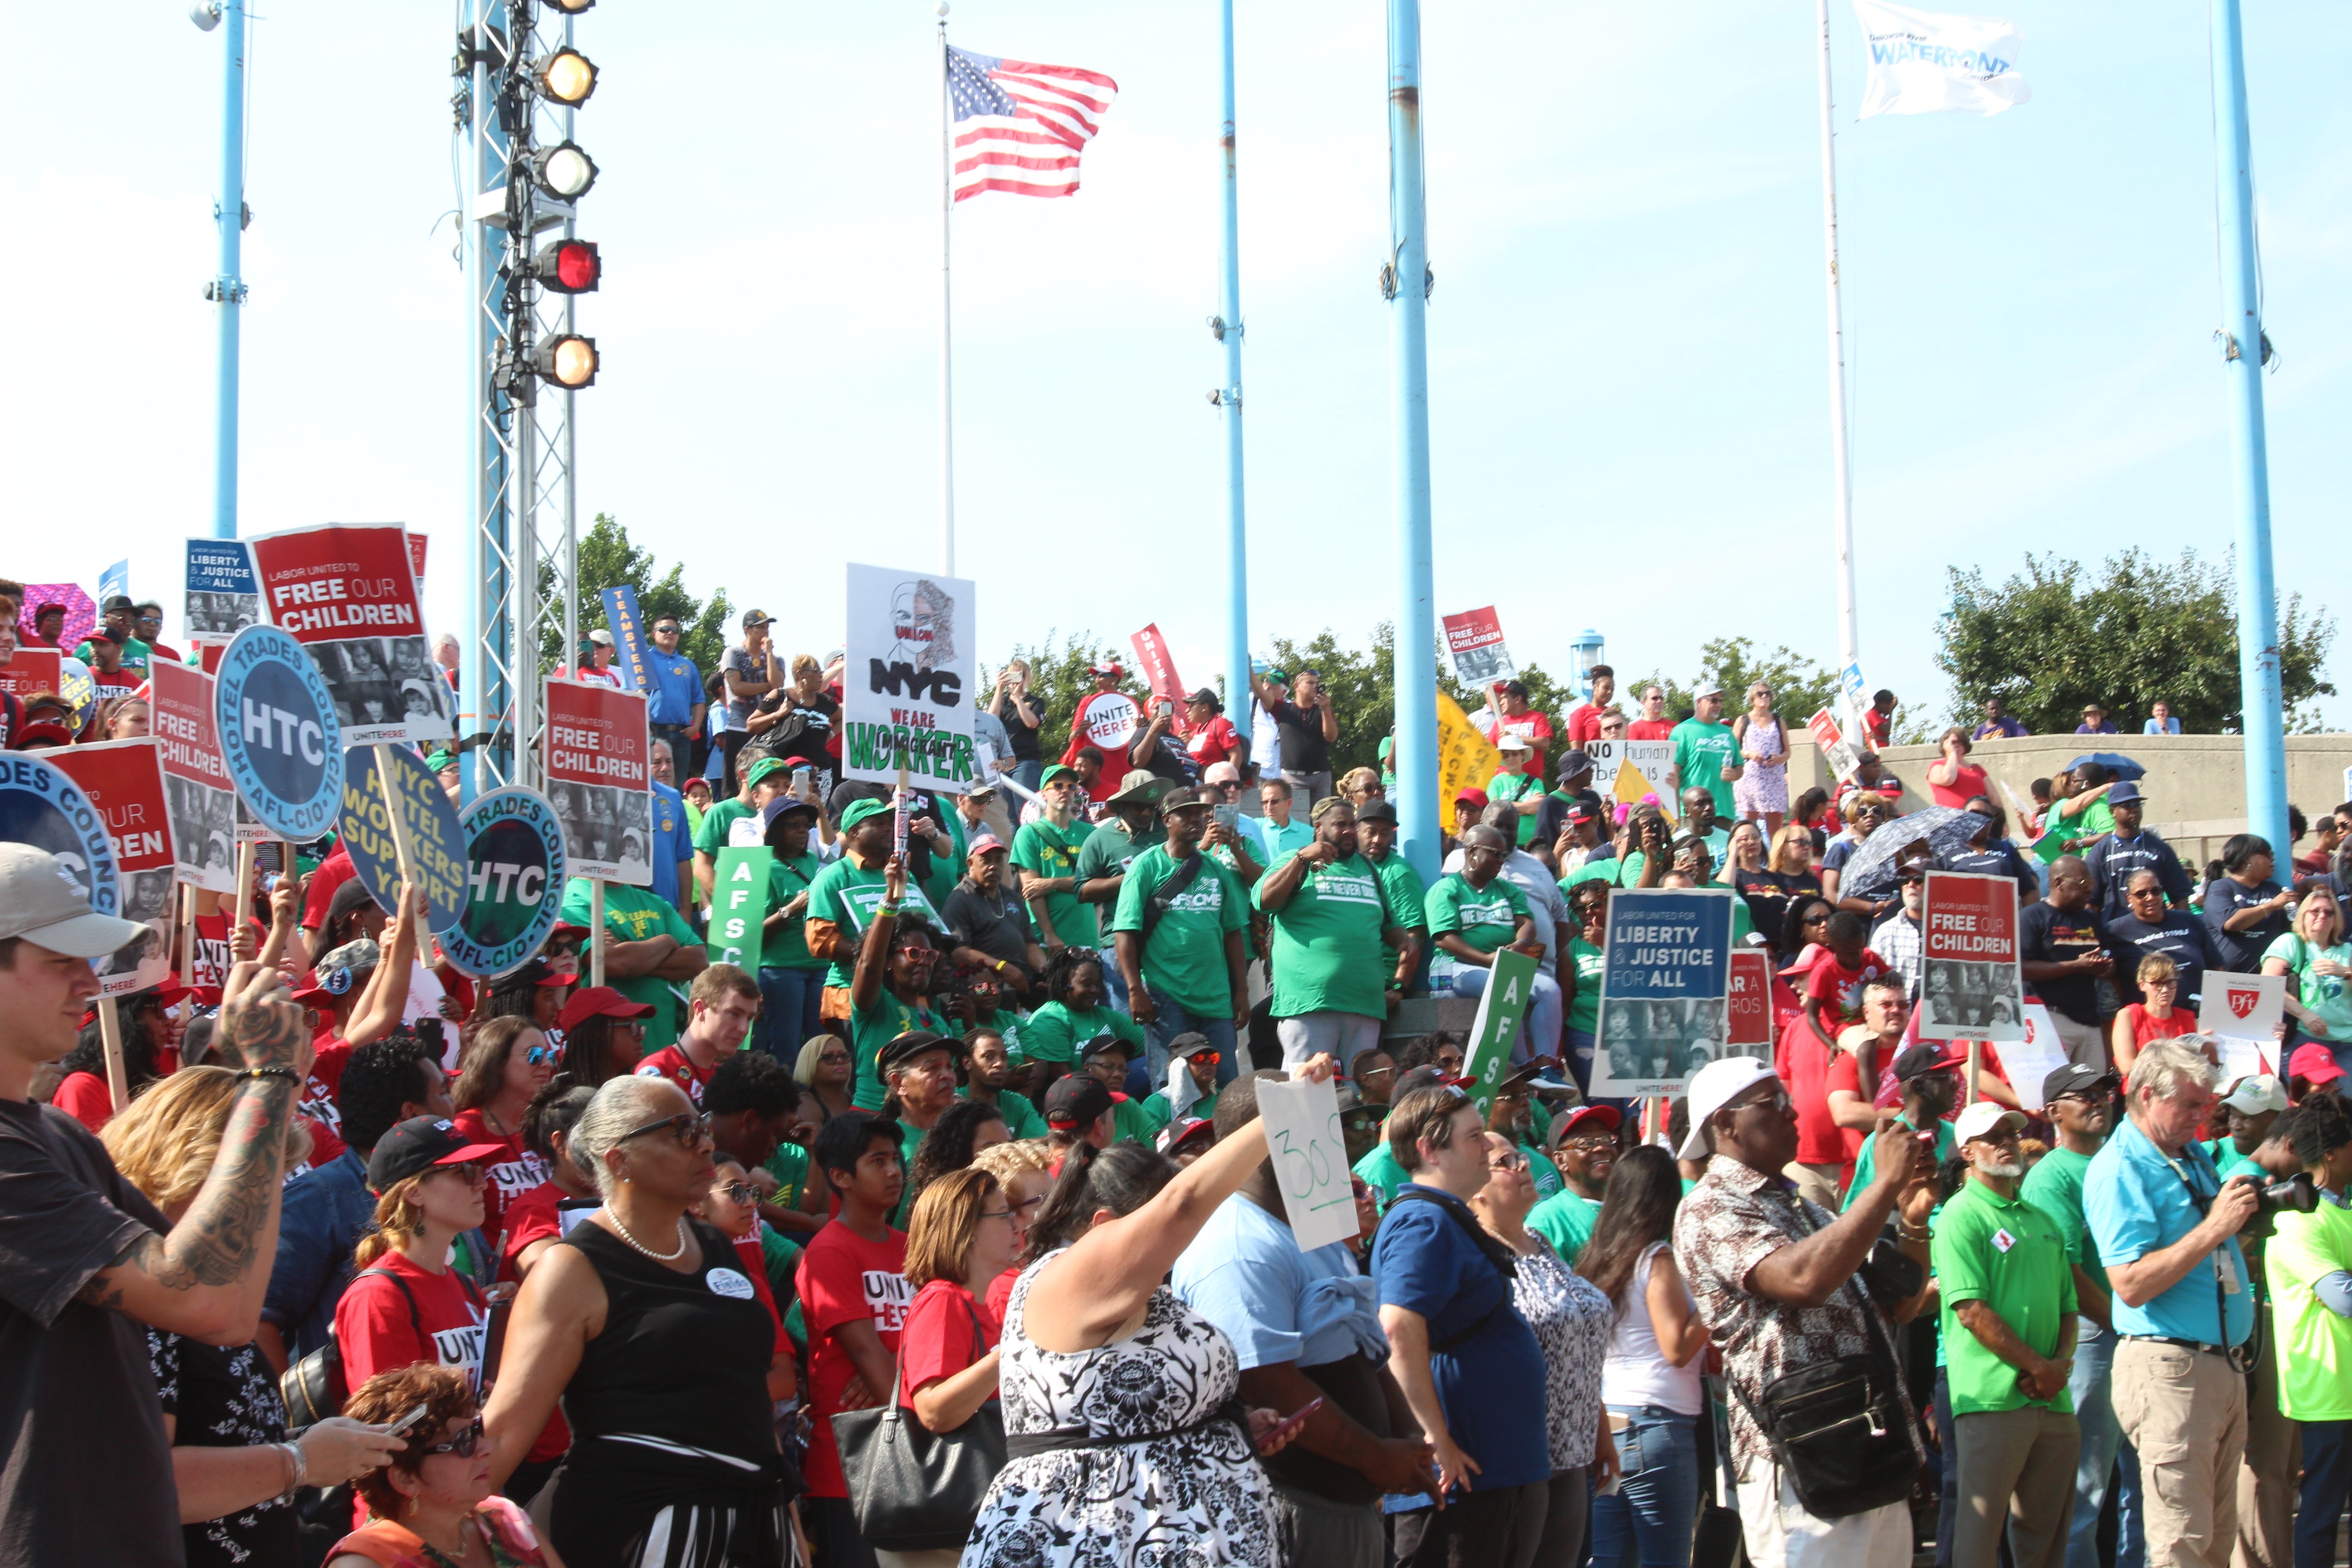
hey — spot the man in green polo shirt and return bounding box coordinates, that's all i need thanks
[1254,797,1412,1070]
[1076,769,1168,1013]
[1012,764,1097,954]
[1354,801,1427,1001]
[1934,1100,2079,1568]
[559,876,709,1050]
[1669,684,1744,821]
[1112,787,1248,1086]
[2264,1094,2352,1564]
[692,755,770,906]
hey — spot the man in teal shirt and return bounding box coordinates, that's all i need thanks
[1526,1104,1619,1264]
[1935,1101,2079,1568]
[1670,685,1744,821]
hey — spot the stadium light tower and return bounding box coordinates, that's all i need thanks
[456,0,604,799]
[191,0,247,540]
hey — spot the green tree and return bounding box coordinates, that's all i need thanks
[550,513,734,679]
[982,631,1132,760]
[1633,638,1842,734]
[1933,549,2337,735]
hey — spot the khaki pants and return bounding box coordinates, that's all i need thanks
[1953,1405,2080,1568]
[1783,1162,1843,1211]
[2047,1009,2107,1072]
[2114,1339,2249,1568]
[2234,1339,2299,1568]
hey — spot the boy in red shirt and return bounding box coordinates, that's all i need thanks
[795,1111,912,1565]
[1802,910,1890,1042]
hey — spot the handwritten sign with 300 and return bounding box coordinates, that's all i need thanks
[1257,1077,1360,1253]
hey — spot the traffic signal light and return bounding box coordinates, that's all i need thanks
[533,335,598,389]
[530,238,601,294]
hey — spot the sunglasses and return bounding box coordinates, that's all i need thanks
[715,1180,757,1205]
[653,625,680,634]
[897,946,941,962]
[524,1045,559,1066]
[1188,1051,1222,1067]
[420,1418,487,1458]
[620,1111,713,1147]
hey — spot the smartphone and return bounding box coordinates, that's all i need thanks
[1214,804,1241,833]
[1257,1396,1325,1454]
[792,765,812,794]
[382,1405,431,1437]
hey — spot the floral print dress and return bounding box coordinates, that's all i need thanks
[1509,1239,1614,1472]
[962,1248,1278,1568]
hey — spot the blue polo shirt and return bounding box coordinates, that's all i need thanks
[645,650,702,728]
[1371,1184,1548,1491]
[649,779,690,911]
[2083,1115,2254,1346]
[1171,1194,1383,1371]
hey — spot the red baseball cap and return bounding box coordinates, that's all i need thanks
[2288,1042,2342,1086]
[558,985,654,1034]
[1551,1103,1622,1143]
[1454,787,1490,809]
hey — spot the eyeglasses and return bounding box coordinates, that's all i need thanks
[1801,912,1831,925]
[897,946,941,962]
[980,1209,1015,1223]
[420,1418,487,1458]
[2145,976,2178,988]
[620,1111,713,1147]
[715,1180,758,1204]
[653,624,680,634]
[524,1045,559,1065]
[1559,1133,1616,1152]
[1487,1151,1530,1172]
[1730,1088,1794,1116]
[1009,1193,1045,1215]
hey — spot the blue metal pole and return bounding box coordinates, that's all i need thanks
[1386,0,1438,883]
[1216,0,1250,720]
[208,0,246,541]
[2210,0,2287,856]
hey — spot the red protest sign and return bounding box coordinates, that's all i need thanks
[0,646,62,705]
[1807,707,1861,781]
[407,531,429,585]
[247,524,451,747]
[544,678,652,886]
[1441,606,1515,685]
[1726,950,1774,1050]
[1128,624,1189,738]
[150,661,242,891]
[46,740,177,996]
[1919,870,2023,1042]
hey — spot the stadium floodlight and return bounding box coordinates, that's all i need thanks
[536,47,598,106]
[545,0,595,12]
[529,238,601,294]
[525,141,599,201]
[532,334,599,390]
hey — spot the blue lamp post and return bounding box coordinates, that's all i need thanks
[191,0,246,542]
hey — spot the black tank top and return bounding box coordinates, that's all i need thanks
[560,1218,776,1469]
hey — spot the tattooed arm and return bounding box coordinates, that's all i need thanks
[75,960,309,1346]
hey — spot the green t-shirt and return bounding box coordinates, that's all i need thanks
[974,1006,1032,1065]
[2264,933,2352,1038]
[1255,852,1393,1020]
[891,1118,928,1227]
[759,1225,805,1321]
[2262,1196,2352,1420]
[1113,1093,1172,1148]
[78,636,152,676]
[760,852,825,970]
[1843,1115,1956,1210]
[1526,1190,1602,1265]
[693,797,755,856]
[764,1140,812,1209]
[1012,818,1098,951]
[1425,872,1528,958]
[1671,718,1741,818]
[558,878,698,1050]
[1561,856,1628,896]
[847,989,944,1111]
[1075,820,1162,902]
[1485,771,1544,844]
[2032,793,2112,862]
[2018,1145,2096,1267]
[1354,1141,1411,1205]
[804,856,945,990]
[1525,1145,1563,1200]
[1933,1179,2078,1416]
[1141,1082,1220,1133]
[1016,1002,1145,1067]
[1109,846,1249,1017]
[1565,936,1606,1036]
[957,1085,1047,1141]
[1368,850,1430,976]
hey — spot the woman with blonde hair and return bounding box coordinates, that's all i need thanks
[449,1015,557,1246]
[1729,680,1790,835]
[973,1138,1057,1318]
[328,1363,544,1567]
[2112,951,2198,1074]
[794,1031,857,1121]
[105,1068,403,1567]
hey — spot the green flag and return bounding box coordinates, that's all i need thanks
[711,847,774,969]
[1462,947,1540,1119]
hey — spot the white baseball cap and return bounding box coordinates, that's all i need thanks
[1953,1101,2027,1146]
[0,844,149,958]
[2221,1074,2288,1116]
[1675,1055,1781,1160]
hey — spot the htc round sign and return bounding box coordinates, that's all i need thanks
[440,786,569,979]
[214,624,344,841]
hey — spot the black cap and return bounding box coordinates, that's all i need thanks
[2042,1062,2118,1104]
[1080,1032,1139,1063]
[102,594,136,614]
[1892,1044,1960,1082]
[367,1117,510,1195]
[1159,786,1209,817]
[1557,749,1594,779]
[1356,799,1399,826]
[877,1029,954,1074]
[1168,1032,1216,1059]
[1044,1074,1116,1129]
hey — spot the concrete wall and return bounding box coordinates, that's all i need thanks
[1781,732,2352,874]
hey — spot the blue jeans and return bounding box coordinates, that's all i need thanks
[1094,943,1131,1014]
[1446,964,1564,1066]
[2066,1323,2124,1568]
[1127,987,1240,1099]
[756,965,825,1059]
[1009,759,1041,794]
[1588,1406,1698,1568]
[2296,1419,2352,1568]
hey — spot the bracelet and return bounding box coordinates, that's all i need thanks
[1897,1221,1930,1243]
[277,1439,307,1498]
[878,901,903,917]
[239,1068,302,1086]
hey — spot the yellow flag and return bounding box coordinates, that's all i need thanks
[1436,691,1502,830]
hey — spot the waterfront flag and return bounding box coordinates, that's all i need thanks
[946,45,1118,201]
[1853,0,2028,119]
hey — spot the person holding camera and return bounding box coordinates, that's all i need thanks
[2082,1038,2259,1568]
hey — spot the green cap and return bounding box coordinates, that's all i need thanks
[839,797,892,833]
[424,749,456,773]
[744,756,793,791]
[1039,763,1078,786]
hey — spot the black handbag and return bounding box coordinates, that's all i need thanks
[831,1298,1006,1551]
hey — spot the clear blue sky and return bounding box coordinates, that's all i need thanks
[3,2,2344,729]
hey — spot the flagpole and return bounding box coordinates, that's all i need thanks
[937,4,957,578]
[1815,0,1862,737]
[1386,0,1439,886]
[1215,0,1250,725]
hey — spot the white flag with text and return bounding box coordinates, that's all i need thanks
[1854,0,2029,118]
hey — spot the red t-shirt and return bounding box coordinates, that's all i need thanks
[187,911,267,995]
[1627,719,1676,741]
[300,846,360,933]
[1475,709,1556,775]
[985,1266,1018,1324]
[333,1252,489,1519]
[500,1182,565,1281]
[299,1038,353,1165]
[1564,706,1608,746]
[1862,708,1892,749]
[795,1220,911,1498]
[1774,1014,1849,1168]
[897,1279,1002,1412]
[1822,1045,1877,1180]
[450,1108,550,1251]
[51,1072,114,1134]
[1186,715,1244,768]
[1805,950,1890,1028]
[633,1045,715,1105]
[1929,762,1990,810]
[295,1113,344,1170]
[735,1234,788,1356]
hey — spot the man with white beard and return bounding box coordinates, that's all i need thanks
[1932,1100,2082,1568]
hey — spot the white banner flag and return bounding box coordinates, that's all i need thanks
[1853,0,2029,118]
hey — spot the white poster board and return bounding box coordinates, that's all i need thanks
[842,563,979,794]
[1255,1076,1360,1253]
[2199,972,2284,1041]
[2004,1004,2073,1112]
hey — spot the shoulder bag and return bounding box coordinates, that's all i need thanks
[832,1296,1007,1551]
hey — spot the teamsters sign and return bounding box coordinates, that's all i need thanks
[842,563,978,793]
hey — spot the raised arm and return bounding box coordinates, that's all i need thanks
[850,857,906,1011]
[1748,1120,1930,1311]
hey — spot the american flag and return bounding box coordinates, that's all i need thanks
[946,44,1118,202]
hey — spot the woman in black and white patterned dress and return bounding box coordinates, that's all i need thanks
[1470,1131,1619,1568]
[962,1055,1340,1568]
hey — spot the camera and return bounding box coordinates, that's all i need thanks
[2232,1170,2318,1238]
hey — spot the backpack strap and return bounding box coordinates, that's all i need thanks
[353,1265,426,1341]
[1379,1187,1519,1354]
[1137,853,1210,948]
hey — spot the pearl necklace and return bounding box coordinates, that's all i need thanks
[608,1210,689,1263]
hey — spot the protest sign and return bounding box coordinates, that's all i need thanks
[0,749,122,931]
[1441,606,1515,685]
[442,786,569,978]
[0,646,63,707]
[1128,624,1189,736]
[406,532,430,585]
[98,559,130,610]
[1807,707,1862,782]
[2200,972,2284,1042]
[150,661,238,892]
[1074,691,1141,754]
[2217,1038,2273,1093]
[247,523,451,745]
[841,564,979,793]
[710,847,775,970]
[46,742,176,997]
[1255,1075,1359,1253]
[340,745,470,935]
[1461,947,1540,1117]
[1919,871,2024,1041]
[1725,950,1774,1058]
[214,624,345,842]
[599,585,652,694]
[1592,887,1735,1098]
[2006,1004,2073,1111]
[1585,739,1677,814]
[544,677,652,885]
[1436,690,1501,828]
[184,538,261,652]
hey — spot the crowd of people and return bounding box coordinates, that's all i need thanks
[9,576,2352,1568]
